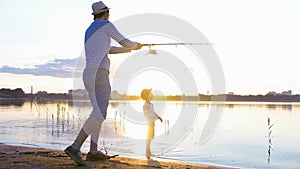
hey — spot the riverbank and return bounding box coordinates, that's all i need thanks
[0,144,234,169]
[2,87,300,103]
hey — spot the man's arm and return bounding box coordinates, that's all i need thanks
[103,22,142,50]
[109,46,131,54]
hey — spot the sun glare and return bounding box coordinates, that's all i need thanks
[127,69,181,96]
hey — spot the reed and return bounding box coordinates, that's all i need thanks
[267,117,274,163]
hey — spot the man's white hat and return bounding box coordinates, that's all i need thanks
[92,1,110,15]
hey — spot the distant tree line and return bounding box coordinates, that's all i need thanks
[0,88,25,98]
[0,88,68,99]
[226,94,300,102]
[115,94,300,102]
[1,88,300,102]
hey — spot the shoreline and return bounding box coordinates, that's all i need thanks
[2,97,300,103]
[1,92,300,103]
[0,144,235,169]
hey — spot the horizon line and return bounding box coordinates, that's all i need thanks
[0,87,297,96]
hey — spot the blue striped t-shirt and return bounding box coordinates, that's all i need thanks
[85,20,138,70]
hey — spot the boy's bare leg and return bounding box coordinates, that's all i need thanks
[146,138,152,158]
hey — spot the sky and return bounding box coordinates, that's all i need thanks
[0,0,300,95]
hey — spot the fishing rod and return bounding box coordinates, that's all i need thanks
[142,42,215,47]
[141,42,215,55]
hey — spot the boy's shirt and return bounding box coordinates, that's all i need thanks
[143,102,158,123]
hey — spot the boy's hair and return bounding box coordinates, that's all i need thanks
[141,88,152,100]
[93,7,109,20]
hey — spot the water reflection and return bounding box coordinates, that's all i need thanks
[218,102,294,111]
[0,99,25,106]
[227,104,235,109]
[164,119,170,136]
[282,104,292,111]
[110,102,126,134]
[113,110,126,134]
[197,102,295,111]
[30,102,85,138]
[48,104,71,137]
[68,100,91,107]
[267,104,276,109]
[0,100,300,169]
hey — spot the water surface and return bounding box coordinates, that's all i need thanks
[0,99,299,169]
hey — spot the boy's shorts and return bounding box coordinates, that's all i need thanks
[147,123,155,139]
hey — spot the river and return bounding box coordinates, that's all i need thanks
[0,99,299,169]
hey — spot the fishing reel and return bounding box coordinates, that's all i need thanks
[144,46,157,56]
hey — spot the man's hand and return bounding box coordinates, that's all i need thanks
[132,43,143,50]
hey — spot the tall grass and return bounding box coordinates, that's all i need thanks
[267,117,274,163]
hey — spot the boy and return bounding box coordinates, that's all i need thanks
[141,88,163,158]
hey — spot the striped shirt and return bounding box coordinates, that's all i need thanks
[85,20,138,70]
[143,103,159,123]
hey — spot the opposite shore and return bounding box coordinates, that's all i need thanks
[1,88,300,102]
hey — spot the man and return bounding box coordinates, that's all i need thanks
[65,1,142,166]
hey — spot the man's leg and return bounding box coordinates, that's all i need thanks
[72,116,102,149]
[64,117,99,166]
[89,69,111,151]
[90,120,102,152]
[64,67,101,165]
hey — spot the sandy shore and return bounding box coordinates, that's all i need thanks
[0,144,235,169]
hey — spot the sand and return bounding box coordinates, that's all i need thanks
[0,144,235,169]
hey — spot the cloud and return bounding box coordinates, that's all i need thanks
[0,58,83,78]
